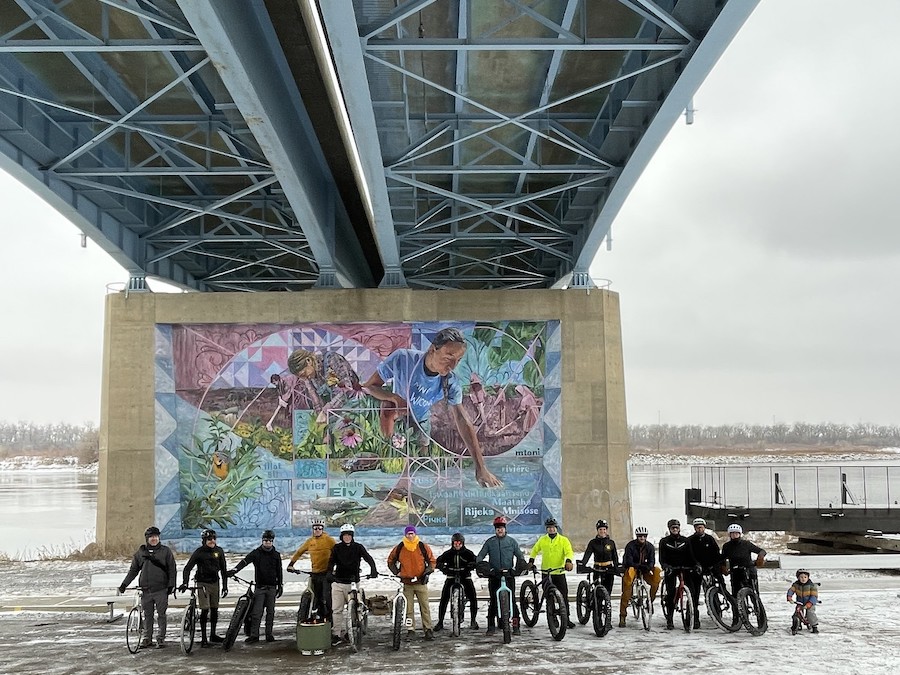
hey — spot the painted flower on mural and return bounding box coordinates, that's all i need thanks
[340,428,363,448]
[391,434,406,449]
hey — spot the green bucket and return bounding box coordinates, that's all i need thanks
[296,620,331,655]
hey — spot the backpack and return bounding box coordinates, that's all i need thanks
[391,541,433,583]
[365,594,391,615]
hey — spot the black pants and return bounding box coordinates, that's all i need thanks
[591,570,615,596]
[310,572,331,620]
[487,576,519,624]
[730,567,757,598]
[543,572,569,617]
[249,585,277,638]
[438,577,478,622]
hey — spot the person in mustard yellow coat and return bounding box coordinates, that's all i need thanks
[287,517,336,621]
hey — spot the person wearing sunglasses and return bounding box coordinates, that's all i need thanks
[363,326,501,488]
[287,517,336,621]
[618,526,660,628]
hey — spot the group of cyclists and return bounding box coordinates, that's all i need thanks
[119,514,818,650]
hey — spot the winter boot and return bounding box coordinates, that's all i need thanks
[485,621,496,636]
[811,626,819,634]
[618,615,626,628]
[200,618,209,647]
[512,617,520,635]
[791,617,799,635]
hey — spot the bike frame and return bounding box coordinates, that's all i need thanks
[223,575,255,651]
[179,583,200,655]
[346,579,368,653]
[444,567,468,637]
[496,572,513,644]
[389,576,408,651]
[666,567,694,633]
[629,571,652,631]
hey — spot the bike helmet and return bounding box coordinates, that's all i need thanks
[796,568,810,578]
[667,519,681,529]
[339,523,355,535]
[634,526,649,537]
[692,518,707,527]
[727,524,743,534]
[262,529,276,540]
[201,528,217,543]
[144,526,160,539]
[544,518,558,528]
[451,532,465,544]
[492,516,508,527]
[595,519,609,530]
[310,516,326,527]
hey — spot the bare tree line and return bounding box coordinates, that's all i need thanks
[630,422,900,450]
[0,422,98,463]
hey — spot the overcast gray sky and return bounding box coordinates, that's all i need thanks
[2,0,898,427]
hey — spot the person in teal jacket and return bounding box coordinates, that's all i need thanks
[528,518,576,628]
[476,515,527,635]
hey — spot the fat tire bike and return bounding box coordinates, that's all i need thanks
[223,575,255,651]
[519,566,569,641]
[443,565,469,637]
[178,583,202,655]
[389,575,408,651]
[123,588,144,654]
[496,569,514,644]
[663,567,694,633]
[346,578,369,652]
[575,563,614,637]
[288,568,325,624]
[702,567,741,633]
[627,569,653,631]
[732,566,767,636]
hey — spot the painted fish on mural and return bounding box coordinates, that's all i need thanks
[362,485,434,516]
[310,496,366,515]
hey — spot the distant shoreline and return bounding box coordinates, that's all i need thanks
[0,456,98,473]
[630,444,900,465]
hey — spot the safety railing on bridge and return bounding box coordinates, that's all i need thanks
[690,464,900,511]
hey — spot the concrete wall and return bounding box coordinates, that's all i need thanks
[97,289,630,550]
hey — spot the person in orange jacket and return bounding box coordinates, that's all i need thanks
[387,525,437,639]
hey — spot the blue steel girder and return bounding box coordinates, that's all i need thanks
[0,0,758,292]
[323,0,757,289]
[0,0,373,290]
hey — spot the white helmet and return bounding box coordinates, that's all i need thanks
[727,523,743,534]
[692,518,707,527]
[339,523,355,535]
[311,516,326,527]
[634,526,649,537]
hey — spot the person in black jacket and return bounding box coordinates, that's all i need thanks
[579,519,620,596]
[326,524,378,646]
[434,532,479,631]
[720,523,766,597]
[179,528,228,647]
[687,517,720,629]
[228,529,283,643]
[118,526,177,648]
[658,519,698,629]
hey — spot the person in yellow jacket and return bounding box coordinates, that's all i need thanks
[528,517,576,628]
[387,525,438,640]
[287,517,336,620]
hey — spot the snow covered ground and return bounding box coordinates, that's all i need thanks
[1,552,898,675]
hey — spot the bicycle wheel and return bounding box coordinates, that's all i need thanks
[680,590,694,633]
[499,588,512,644]
[737,587,768,636]
[519,580,539,627]
[546,586,567,641]
[705,586,740,633]
[450,586,463,637]
[179,602,196,655]
[639,585,651,631]
[348,597,362,652]
[223,596,250,651]
[575,580,592,625]
[592,585,611,637]
[391,596,404,651]
[297,589,313,624]
[125,606,143,654]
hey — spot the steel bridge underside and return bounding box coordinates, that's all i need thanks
[0,0,756,292]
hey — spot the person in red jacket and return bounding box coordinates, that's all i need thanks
[388,525,437,640]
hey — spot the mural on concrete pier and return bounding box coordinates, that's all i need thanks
[153,321,561,541]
